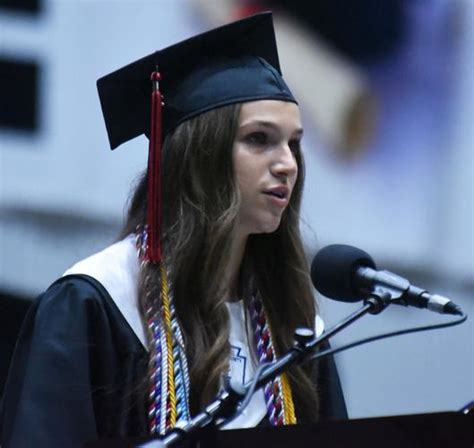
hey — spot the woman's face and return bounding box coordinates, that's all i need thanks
[233,100,302,238]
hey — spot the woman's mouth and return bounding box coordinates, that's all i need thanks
[262,186,290,206]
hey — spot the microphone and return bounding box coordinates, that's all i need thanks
[311,244,463,315]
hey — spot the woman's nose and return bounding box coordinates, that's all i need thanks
[271,145,298,179]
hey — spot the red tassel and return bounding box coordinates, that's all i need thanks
[146,71,163,263]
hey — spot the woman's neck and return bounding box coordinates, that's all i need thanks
[226,231,248,302]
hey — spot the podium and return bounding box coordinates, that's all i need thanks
[85,411,474,448]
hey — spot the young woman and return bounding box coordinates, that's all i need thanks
[0,12,346,448]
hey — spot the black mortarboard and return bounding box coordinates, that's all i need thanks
[96,12,296,262]
[97,12,295,150]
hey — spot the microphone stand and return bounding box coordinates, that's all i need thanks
[138,290,392,448]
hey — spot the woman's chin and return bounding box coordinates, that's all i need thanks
[253,217,283,235]
[238,210,285,237]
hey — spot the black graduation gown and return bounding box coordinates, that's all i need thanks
[0,275,347,448]
[0,275,149,448]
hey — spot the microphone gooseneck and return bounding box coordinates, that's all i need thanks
[311,244,463,315]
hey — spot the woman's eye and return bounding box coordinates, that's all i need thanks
[245,132,268,146]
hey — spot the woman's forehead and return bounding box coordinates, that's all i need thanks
[238,100,302,131]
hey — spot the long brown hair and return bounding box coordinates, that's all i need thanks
[121,103,319,421]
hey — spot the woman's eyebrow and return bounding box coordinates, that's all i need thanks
[239,120,304,136]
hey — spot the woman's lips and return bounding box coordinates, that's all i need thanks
[262,186,290,199]
[262,190,290,207]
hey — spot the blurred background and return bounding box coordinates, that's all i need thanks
[1,0,472,420]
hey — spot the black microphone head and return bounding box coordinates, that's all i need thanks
[311,244,376,302]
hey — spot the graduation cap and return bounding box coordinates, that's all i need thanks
[97,12,296,263]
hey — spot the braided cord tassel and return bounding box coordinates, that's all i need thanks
[250,296,297,425]
[137,230,163,434]
[280,369,297,424]
[160,264,177,429]
[159,315,169,434]
[170,300,191,424]
[136,228,191,435]
[146,304,161,434]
